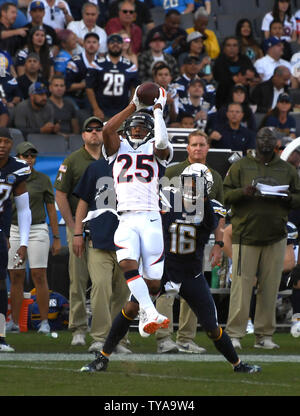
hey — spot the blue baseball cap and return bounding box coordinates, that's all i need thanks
[263,36,283,53]
[30,1,45,10]
[28,82,48,95]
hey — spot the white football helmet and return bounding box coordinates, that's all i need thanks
[124,112,154,149]
[291,314,300,338]
[181,163,214,201]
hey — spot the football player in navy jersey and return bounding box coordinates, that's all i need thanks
[81,162,261,373]
[0,128,31,352]
[0,68,22,109]
[86,34,139,121]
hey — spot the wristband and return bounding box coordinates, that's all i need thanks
[74,234,83,237]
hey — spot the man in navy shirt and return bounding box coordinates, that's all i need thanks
[72,157,130,353]
[209,102,256,154]
[86,34,138,120]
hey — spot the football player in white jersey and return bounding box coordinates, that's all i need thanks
[102,85,173,337]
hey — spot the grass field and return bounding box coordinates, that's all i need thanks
[1,330,300,398]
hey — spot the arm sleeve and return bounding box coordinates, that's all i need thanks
[14,192,31,246]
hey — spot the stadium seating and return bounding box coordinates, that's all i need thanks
[26,134,68,154]
[9,128,25,154]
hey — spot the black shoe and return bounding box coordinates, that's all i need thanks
[234,361,261,374]
[80,352,109,372]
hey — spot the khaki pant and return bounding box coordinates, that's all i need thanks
[87,243,129,344]
[226,238,286,339]
[156,295,197,343]
[67,227,89,335]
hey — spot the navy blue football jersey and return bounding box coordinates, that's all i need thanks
[65,52,102,97]
[0,156,31,237]
[85,55,139,117]
[0,72,22,102]
[161,188,223,282]
[73,158,118,251]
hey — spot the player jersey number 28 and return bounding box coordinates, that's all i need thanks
[103,73,125,96]
[169,222,196,254]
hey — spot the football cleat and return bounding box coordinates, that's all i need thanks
[234,361,261,374]
[157,338,179,354]
[0,342,15,352]
[176,341,206,354]
[6,321,20,333]
[138,308,169,337]
[37,320,50,334]
[80,352,109,372]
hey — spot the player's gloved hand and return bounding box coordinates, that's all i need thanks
[154,87,167,110]
[131,85,148,111]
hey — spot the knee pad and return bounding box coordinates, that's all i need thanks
[206,326,222,341]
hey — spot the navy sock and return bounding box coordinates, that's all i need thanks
[102,310,132,355]
[213,329,239,364]
[291,288,300,314]
[0,289,8,317]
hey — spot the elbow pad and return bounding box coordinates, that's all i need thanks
[14,192,32,247]
[154,108,169,149]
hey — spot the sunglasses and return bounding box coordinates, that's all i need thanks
[22,152,37,158]
[85,126,102,132]
[121,9,134,14]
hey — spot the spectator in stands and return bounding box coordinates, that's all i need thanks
[152,61,179,125]
[152,0,194,15]
[250,65,291,113]
[0,62,22,110]
[138,31,179,82]
[65,32,101,111]
[0,0,27,29]
[105,0,142,55]
[15,26,54,82]
[67,2,107,57]
[269,19,293,61]
[27,0,73,30]
[235,18,264,63]
[177,111,195,128]
[13,81,58,137]
[178,31,212,80]
[0,2,28,57]
[118,30,138,68]
[16,52,47,99]
[108,0,155,32]
[259,92,296,139]
[25,1,59,56]
[262,0,296,42]
[224,126,300,350]
[178,78,214,130]
[254,36,291,82]
[213,36,255,109]
[144,10,187,59]
[186,8,220,60]
[48,74,80,136]
[6,141,61,335]
[54,29,76,76]
[86,33,138,121]
[173,55,201,99]
[194,0,211,14]
[0,48,16,77]
[54,116,103,346]
[0,98,8,126]
[207,84,256,133]
[209,102,256,153]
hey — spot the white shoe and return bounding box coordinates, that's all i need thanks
[0,342,15,352]
[37,320,50,334]
[71,333,86,346]
[176,341,206,354]
[254,337,279,349]
[6,321,20,333]
[138,308,169,337]
[246,319,254,334]
[88,341,103,352]
[290,313,300,338]
[114,344,132,354]
[230,337,242,349]
[157,338,179,354]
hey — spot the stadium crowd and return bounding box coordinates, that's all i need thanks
[2,0,300,355]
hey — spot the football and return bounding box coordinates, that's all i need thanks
[137,82,160,106]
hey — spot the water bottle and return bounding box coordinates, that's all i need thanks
[211,265,220,288]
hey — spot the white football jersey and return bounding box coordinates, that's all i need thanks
[104,137,172,212]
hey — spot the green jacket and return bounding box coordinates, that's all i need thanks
[223,152,300,245]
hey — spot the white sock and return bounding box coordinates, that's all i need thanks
[127,275,155,311]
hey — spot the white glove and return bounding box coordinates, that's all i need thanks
[154,87,167,110]
[131,85,148,112]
